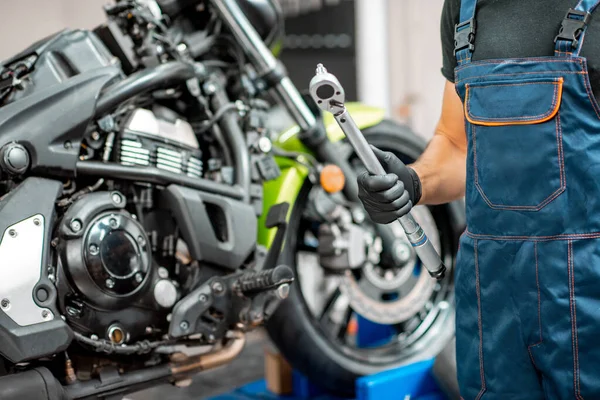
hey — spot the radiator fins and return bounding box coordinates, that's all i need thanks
[119,139,151,166]
[117,138,203,177]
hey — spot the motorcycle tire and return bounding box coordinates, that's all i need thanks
[266,119,464,398]
[433,337,461,400]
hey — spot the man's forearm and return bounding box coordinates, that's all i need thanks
[410,133,466,205]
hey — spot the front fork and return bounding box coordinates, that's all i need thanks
[209,0,356,191]
[210,0,401,264]
[308,134,404,266]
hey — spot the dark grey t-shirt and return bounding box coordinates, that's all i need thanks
[440,0,600,102]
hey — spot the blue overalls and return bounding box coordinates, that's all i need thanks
[454,1,600,398]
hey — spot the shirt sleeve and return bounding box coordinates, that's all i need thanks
[440,0,460,83]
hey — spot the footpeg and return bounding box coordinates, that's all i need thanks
[168,202,293,338]
[234,265,294,325]
[234,265,294,296]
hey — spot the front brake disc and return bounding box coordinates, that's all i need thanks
[339,205,441,324]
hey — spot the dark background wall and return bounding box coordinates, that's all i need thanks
[278,0,357,100]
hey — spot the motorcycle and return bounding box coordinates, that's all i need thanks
[0,0,464,398]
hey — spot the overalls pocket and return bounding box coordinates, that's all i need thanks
[465,77,565,211]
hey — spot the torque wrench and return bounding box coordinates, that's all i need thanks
[309,64,446,280]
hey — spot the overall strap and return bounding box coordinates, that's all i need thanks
[454,0,478,65]
[555,0,600,56]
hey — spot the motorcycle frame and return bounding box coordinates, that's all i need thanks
[258,104,386,248]
[207,0,388,249]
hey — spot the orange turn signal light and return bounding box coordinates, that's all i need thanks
[320,164,345,194]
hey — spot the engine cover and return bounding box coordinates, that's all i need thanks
[84,212,150,297]
[116,108,203,178]
[58,191,152,310]
[0,178,72,363]
[160,185,258,269]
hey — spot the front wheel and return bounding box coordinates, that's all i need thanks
[266,119,465,398]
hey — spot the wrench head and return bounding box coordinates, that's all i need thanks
[309,64,345,114]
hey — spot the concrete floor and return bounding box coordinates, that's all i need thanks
[128,330,269,400]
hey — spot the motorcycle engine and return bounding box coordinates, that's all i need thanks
[56,107,208,344]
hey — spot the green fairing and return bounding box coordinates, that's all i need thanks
[257,103,386,248]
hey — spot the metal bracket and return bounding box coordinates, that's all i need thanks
[0,214,53,326]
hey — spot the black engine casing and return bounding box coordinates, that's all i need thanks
[57,191,173,342]
[0,29,122,176]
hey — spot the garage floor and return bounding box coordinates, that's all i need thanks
[128,330,269,400]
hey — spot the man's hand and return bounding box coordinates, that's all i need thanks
[357,146,422,224]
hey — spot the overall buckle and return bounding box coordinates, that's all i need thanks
[554,8,592,49]
[454,18,476,54]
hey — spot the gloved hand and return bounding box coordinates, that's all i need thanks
[357,145,422,224]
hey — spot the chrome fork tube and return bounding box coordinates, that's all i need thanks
[209,0,317,132]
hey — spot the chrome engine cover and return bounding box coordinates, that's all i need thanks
[0,214,53,326]
[117,108,203,178]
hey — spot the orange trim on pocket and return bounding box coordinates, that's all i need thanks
[465,77,564,126]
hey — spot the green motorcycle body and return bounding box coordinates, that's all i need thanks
[257,102,386,248]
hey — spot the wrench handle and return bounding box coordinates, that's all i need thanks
[335,110,387,176]
[334,110,446,280]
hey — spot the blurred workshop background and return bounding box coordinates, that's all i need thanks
[0,0,446,141]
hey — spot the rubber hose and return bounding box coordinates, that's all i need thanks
[209,72,251,201]
[95,61,196,116]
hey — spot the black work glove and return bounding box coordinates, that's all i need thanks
[357,145,422,224]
